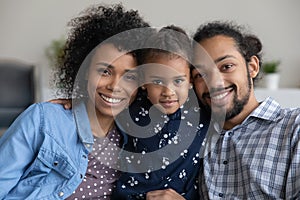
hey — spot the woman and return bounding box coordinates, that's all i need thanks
[0,4,150,199]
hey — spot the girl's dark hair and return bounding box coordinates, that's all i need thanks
[193,21,263,84]
[138,25,192,66]
[53,3,150,98]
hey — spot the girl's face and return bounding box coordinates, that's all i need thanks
[87,44,138,118]
[142,55,191,114]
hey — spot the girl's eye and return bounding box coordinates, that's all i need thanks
[174,79,184,85]
[152,80,163,85]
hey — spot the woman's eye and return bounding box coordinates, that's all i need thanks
[97,68,111,76]
[124,74,137,81]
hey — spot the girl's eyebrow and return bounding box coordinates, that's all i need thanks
[149,75,187,79]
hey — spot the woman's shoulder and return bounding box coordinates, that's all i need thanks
[18,102,74,126]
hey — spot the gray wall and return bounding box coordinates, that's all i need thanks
[1,0,300,101]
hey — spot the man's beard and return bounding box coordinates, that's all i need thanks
[202,71,252,122]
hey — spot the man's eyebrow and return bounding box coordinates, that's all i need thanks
[192,64,205,69]
[214,55,235,63]
[193,55,236,69]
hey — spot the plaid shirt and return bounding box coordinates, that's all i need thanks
[199,97,300,199]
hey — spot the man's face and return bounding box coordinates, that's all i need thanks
[192,35,257,122]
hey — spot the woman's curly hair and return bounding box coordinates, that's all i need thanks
[53,3,150,98]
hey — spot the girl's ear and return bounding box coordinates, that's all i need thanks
[248,55,260,78]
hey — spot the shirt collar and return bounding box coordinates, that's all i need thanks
[247,97,282,122]
[73,100,94,149]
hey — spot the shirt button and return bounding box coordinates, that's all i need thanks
[228,131,233,136]
[223,160,228,165]
[86,144,91,148]
[82,154,87,159]
[58,191,64,197]
[53,161,59,166]
[219,193,224,197]
[80,174,84,179]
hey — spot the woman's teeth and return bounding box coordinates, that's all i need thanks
[101,94,122,103]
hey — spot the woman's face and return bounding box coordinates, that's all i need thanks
[87,43,138,118]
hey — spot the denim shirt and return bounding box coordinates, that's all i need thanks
[0,101,94,199]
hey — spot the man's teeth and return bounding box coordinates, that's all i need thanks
[211,92,228,100]
[101,95,122,103]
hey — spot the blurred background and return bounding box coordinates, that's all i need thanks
[0,0,299,130]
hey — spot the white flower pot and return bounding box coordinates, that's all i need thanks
[264,73,280,90]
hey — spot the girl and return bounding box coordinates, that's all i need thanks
[112,25,209,200]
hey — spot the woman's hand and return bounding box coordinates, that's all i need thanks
[146,188,185,200]
[48,98,72,109]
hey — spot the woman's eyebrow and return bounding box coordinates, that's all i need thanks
[95,62,112,68]
[96,62,137,73]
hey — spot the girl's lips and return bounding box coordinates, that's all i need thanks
[159,100,178,107]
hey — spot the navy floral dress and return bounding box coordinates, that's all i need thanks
[112,90,209,200]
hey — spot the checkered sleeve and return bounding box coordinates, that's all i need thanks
[286,113,300,199]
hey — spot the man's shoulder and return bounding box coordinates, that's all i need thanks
[282,107,300,124]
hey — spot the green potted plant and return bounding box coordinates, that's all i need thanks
[262,60,280,90]
[45,36,66,69]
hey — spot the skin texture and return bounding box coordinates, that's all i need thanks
[192,35,260,130]
[146,188,185,200]
[142,55,191,114]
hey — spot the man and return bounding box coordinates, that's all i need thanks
[192,21,300,199]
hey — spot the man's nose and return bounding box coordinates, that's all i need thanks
[206,68,225,89]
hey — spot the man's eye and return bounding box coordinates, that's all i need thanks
[193,73,206,79]
[222,64,234,71]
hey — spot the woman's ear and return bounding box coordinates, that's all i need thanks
[141,85,146,90]
[248,56,260,78]
[189,83,193,89]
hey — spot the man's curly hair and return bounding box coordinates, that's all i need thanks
[193,21,263,85]
[53,3,150,98]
